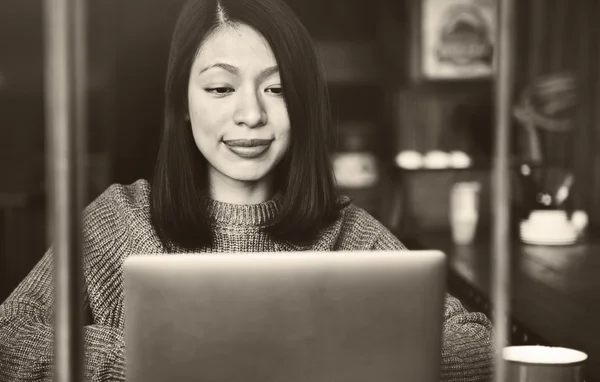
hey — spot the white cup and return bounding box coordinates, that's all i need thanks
[503,346,587,382]
[450,217,478,245]
[450,182,481,245]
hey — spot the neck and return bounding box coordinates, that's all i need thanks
[208,169,275,205]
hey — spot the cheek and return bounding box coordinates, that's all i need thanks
[189,99,227,139]
[271,107,291,138]
[279,119,291,152]
[188,90,206,123]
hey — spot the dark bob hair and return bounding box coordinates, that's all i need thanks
[151,0,346,250]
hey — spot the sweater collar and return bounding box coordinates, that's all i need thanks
[204,193,282,227]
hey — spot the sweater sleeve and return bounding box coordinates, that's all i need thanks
[372,228,494,382]
[0,183,134,382]
[0,247,126,382]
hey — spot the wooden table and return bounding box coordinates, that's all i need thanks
[412,230,600,382]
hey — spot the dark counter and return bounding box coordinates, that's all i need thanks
[412,230,600,382]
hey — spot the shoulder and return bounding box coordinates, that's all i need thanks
[84,179,150,220]
[328,198,406,250]
[337,199,384,233]
[82,179,152,245]
[90,178,150,209]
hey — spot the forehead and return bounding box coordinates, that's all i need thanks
[194,24,277,68]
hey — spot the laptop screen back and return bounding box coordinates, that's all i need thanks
[124,250,446,382]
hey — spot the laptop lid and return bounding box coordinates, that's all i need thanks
[124,250,446,382]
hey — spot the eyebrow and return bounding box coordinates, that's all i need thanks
[199,63,279,82]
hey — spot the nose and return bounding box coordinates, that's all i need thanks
[233,89,267,128]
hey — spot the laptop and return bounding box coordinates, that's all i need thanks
[123,250,447,382]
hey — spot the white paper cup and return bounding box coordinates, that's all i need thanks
[503,346,587,382]
[450,217,478,245]
[450,182,481,245]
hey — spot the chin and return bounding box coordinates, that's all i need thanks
[225,168,271,183]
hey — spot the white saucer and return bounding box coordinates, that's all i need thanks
[520,237,577,246]
[519,218,578,245]
[520,231,576,240]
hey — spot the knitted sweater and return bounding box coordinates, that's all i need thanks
[0,179,494,381]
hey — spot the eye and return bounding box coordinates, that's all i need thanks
[205,87,234,96]
[265,86,283,96]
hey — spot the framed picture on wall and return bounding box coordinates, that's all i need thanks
[416,0,496,80]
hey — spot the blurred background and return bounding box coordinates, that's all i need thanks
[1,0,600,378]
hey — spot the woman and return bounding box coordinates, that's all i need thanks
[0,0,494,380]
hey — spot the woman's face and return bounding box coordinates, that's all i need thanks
[188,23,290,189]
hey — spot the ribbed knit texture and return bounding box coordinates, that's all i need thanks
[0,179,494,381]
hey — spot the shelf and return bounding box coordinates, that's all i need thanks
[394,167,489,172]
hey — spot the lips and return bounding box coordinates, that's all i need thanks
[223,139,273,159]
